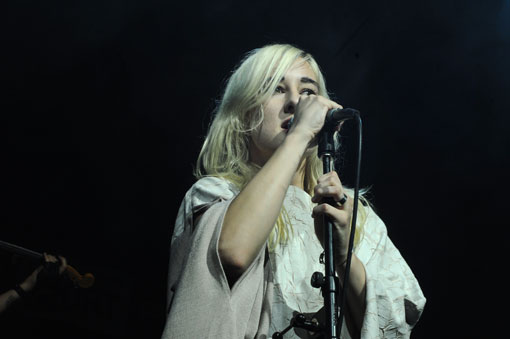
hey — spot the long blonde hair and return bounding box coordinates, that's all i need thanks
[194,44,366,250]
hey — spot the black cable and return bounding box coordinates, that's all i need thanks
[337,114,362,336]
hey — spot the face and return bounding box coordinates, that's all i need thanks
[249,58,319,166]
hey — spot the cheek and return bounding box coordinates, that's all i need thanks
[251,121,280,150]
[261,117,283,139]
[252,122,271,146]
[250,121,265,143]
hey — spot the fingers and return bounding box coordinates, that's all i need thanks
[291,96,343,139]
[59,256,67,268]
[312,198,353,259]
[43,252,58,263]
[58,256,67,275]
[298,95,342,115]
[43,252,67,275]
[312,171,353,262]
[312,200,352,221]
[325,97,343,110]
[300,94,341,107]
[312,171,348,204]
[311,185,346,204]
[312,170,352,227]
[317,170,341,185]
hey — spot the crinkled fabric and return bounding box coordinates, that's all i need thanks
[162,177,272,338]
[162,177,426,339]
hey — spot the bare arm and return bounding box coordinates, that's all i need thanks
[0,289,21,314]
[0,253,67,314]
[219,132,310,283]
[218,95,340,285]
[0,266,42,314]
[337,254,367,339]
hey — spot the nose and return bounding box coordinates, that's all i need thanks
[284,89,299,114]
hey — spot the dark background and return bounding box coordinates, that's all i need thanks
[1,0,509,338]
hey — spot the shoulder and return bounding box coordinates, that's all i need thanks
[188,176,239,206]
[172,176,239,242]
[182,176,239,222]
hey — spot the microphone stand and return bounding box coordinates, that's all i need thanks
[317,120,340,338]
[271,108,362,338]
[316,109,362,339]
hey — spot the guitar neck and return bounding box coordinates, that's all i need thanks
[0,240,42,260]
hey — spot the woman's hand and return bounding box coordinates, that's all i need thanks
[288,95,342,144]
[20,253,67,292]
[311,171,353,265]
[44,253,68,275]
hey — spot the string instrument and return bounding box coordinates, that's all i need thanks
[0,240,95,288]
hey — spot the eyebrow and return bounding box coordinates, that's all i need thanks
[300,77,319,88]
[281,76,320,89]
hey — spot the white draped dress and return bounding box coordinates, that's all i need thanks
[162,177,426,338]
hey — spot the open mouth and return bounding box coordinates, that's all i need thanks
[281,118,292,130]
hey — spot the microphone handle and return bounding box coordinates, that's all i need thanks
[325,108,360,126]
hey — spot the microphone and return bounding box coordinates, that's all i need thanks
[287,107,359,130]
[324,107,359,126]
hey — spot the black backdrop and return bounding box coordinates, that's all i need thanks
[2,0,509,338]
